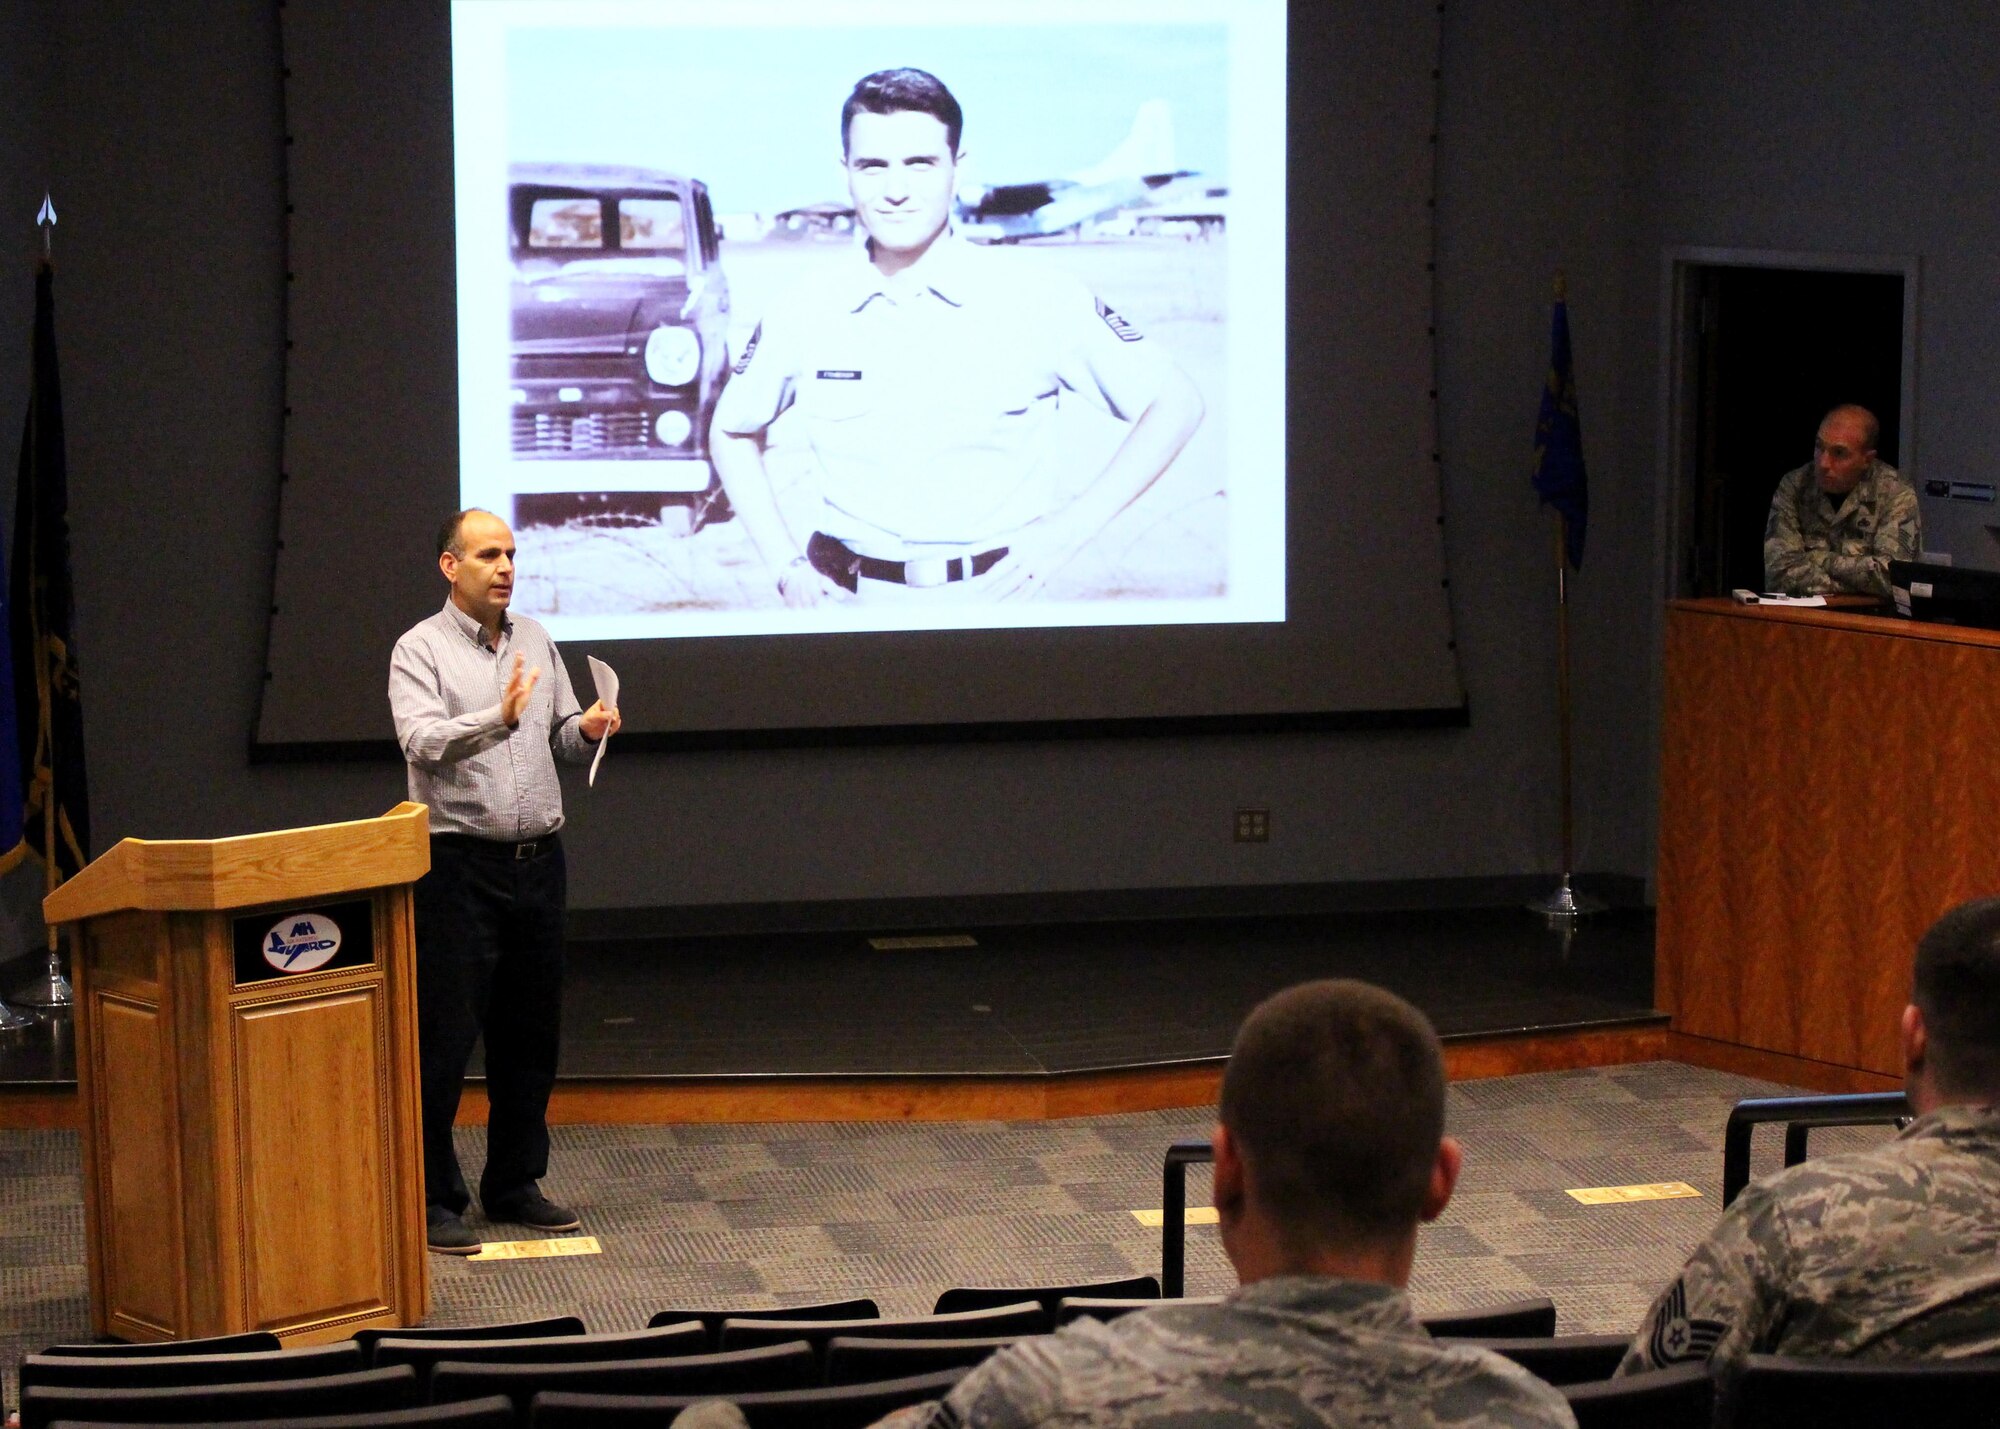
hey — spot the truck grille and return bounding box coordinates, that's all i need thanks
[512,411,651,453]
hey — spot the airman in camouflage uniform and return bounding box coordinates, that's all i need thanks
[679,982,1577,1429]
[874,1275,1573,1427]
[1618,1104,2000,1374]
[1762,403,1919,598]
[876,980,1576,1427]
[1620,895,2000,1376]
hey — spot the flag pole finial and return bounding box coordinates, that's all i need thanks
[36,193,56,257]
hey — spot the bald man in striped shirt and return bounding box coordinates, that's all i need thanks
[390,508,620,1255]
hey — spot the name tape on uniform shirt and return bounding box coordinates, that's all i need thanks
[469,1235,603,1261]
[1131,1206,1220,1228]
[1565,1182,1702,1206]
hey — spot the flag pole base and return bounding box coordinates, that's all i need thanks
[1526,875,1607,921]
[13,950,73,1008]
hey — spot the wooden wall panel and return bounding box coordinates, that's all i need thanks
[1658,602,2000,1075]
[234,989,392,1331]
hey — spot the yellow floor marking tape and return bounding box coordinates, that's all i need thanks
[470,1235,603,1261]
[1566,1182,1702,1205]
[1131,1206,1220,1228]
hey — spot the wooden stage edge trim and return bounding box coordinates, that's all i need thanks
[0,1023,1683,1130]
[508,1022,1674,1126]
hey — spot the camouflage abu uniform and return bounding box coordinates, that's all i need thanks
[1618,1103,2000,1375]
[1762,458,1920,598]
[875,1276,1574,1428]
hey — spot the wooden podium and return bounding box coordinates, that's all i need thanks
[1659,599,2000,1083]
[43,803,432,1343]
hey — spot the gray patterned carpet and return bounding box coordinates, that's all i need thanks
[0,1061,1897,1411]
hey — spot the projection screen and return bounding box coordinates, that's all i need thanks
[260,0,1463,751]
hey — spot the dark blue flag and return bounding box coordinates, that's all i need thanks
[5,262,91,884]
[1532,279,1588,569]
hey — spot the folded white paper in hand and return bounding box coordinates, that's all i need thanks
[587,656,619,787]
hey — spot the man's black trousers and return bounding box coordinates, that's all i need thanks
[413,834,566,1214]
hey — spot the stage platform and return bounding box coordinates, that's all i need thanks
[0,904,1668,1126]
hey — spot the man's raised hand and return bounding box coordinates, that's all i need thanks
[501,652,541,727]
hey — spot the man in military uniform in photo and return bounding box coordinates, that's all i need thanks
[1619,896,2000,1373]
[1762,402,1920,598]
[710,68,1205,606]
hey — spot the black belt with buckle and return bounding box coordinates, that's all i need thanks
[806,531,1008,593]
[433,831,561,862]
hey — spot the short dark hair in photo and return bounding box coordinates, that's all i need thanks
[1219,979,1446,1247]
[1914,896,2000,1098]
[841,68,964,155]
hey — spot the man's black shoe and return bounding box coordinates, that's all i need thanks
[427,1205,482,1255]
[485,1187,581,1232]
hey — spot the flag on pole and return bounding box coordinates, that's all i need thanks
[1532,275,1588,570]
[1,261,91,886]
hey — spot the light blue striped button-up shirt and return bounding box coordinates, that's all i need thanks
[389,598,593,839]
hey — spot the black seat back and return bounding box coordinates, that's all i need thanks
[644,1299,878,1350]
[1057,1296,1220,1328]
[1727,1354,2000,1428]
[1563,1363,1714,1429]
[1420,1297,1558,1339]
[45,1395,517,1429]
[823,1334,1035,1386]
[933,1276,1160,1318]
[430,1343,817,1425]
[371,1323,706,1383]
[1438,1333,1631,1386]
[22,1364,419,1429]
[22,1342,362,1392]
[718,1303,1047,1363]
[529,1367,970,1429]
[353,1318,587,1367]
[38,1331,283,1359]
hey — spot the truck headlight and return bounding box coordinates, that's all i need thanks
[644,325,700,386]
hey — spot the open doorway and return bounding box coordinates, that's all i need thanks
[1667,254,1916,597]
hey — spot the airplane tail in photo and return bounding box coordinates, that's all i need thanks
[1071,99,1177,187]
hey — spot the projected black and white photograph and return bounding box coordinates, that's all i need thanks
[453,0,1286,642]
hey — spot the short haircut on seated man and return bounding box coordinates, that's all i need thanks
[1913,895,2000,1098]
[1218,978,1446,1247]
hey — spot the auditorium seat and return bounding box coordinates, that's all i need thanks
[429,1343,818,1425]
[822,1334,1039,1385]
[22,1342,362,1392]
[1437,1334,1631,1385]
[1056,1295,1220,1327]
[1419,1297,1559,1338]
[717,1303,1048,1362]
[45,1396,517,1429]
[644,1298,879,1349]
[1562,1363,1713,1429]
[932,1275,1160,1317]
[21,1364,420,1429]
[1724,1354,2000,1427]
[37,1331,284,1359]
[528,1367,970,1429]
[370,1324,708,1384]
[353,1318,587,1366]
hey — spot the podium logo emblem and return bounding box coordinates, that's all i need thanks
[262,913,343,974]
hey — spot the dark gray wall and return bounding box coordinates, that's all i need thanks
[24,2,1980,928]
